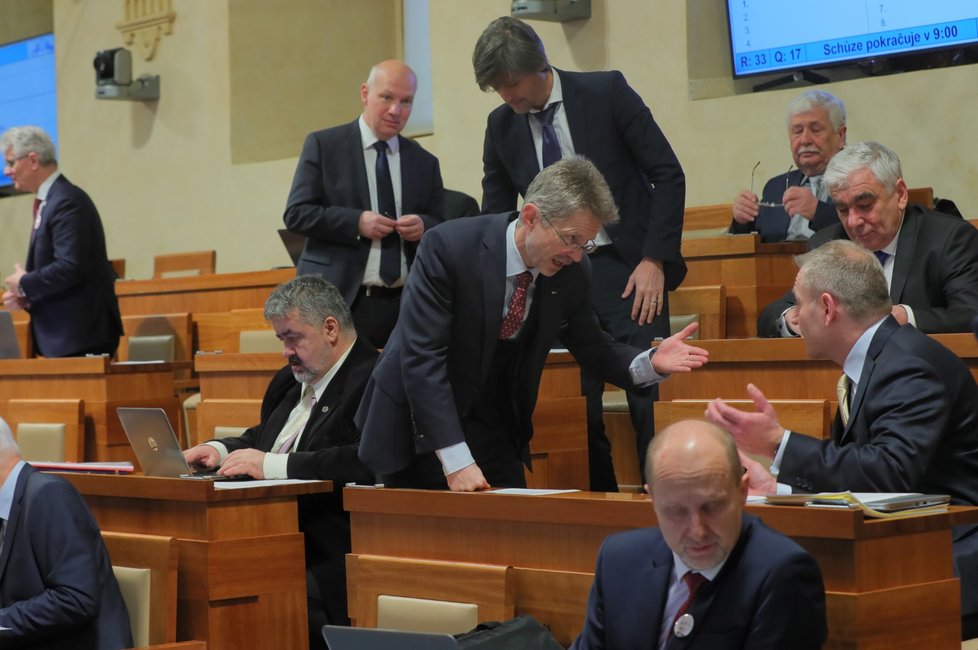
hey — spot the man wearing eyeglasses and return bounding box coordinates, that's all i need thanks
[757,141,978,338]
[0,126,123,358]
[357,158,707,492]
[729,90,847,243]
[472,16,687,492]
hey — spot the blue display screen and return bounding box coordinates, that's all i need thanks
[0,33,57,189]
[726,1,978,78]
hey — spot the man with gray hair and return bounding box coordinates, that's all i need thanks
[730,89,847,242]
[283,59,444,348]
[757,140,978,336]
[0,417,133,649]
[357,158,708,492]
[707,239,978,637]
[184,275,378,643]
[1,126,122,357]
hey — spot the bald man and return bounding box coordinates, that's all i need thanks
[283,59,445,348]
[571,420,826,650]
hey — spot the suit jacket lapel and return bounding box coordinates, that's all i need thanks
[397,136,418,212]
[646,545,674,647]
[557,69,588,157]
[888,208,919,303]
[479,215,510,380]
[842,317,899,444]
[346,121,372,211]
[0,467,29,582]
[296,343,369,450]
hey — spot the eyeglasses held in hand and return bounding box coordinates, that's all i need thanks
[751,162,794,208]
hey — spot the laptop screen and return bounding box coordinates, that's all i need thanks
[321,626,459,650]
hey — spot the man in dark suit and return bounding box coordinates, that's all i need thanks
[356,158,707,492]
[183,275,377,646]
[757,141,978,337]
[707,240,978,638]
[283,59,445,348]
[0,418,133,650]
[729,90,847,243]
[1,126,123,358]
[473,16,687,490]
[571,419,827,650]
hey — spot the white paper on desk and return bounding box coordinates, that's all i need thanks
[214,479,323,490]
[490,488,580,496]
[746,495,768,503]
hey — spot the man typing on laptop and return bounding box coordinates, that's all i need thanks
[183,275,378,648]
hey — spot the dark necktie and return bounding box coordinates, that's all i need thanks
[498,271,533,339]
[532,101,562,168]
[671,571,708,635]
[874,250,890,266]
[373,140,400,285]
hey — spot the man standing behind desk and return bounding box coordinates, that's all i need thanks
[707,240,978,638]
[474,16,687,491]
[729,90,847,242]
[1,126,123,357]
[357,158,707,493]
[283,60,445,348]
[0,418,133,650]
[183,275,377,647]
[757,141,978,337]
[571,419,827,650]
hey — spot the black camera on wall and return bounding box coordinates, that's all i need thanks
[93,48,133,86]
[93,47,158,101]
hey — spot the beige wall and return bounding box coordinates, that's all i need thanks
[1,0,975,281]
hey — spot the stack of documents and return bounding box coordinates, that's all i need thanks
[764,492,950,518]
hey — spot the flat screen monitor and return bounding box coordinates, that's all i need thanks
[0,33,57,191]
[726,1,978,78]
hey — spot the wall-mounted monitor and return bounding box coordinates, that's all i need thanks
[726,1,978,79]
[0,33,57,193]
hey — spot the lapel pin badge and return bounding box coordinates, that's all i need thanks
[674,613,695,638]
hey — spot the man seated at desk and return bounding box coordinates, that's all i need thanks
[729,90,846,243]
[183,275,377,647]
[757,140,978,337]
[0,417,133,650]
[571,419,827,650]
[356,158,708,492]
[707,240,978,637]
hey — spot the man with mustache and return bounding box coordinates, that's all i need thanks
[757,141,978,336]
[283,59,444,348]
[571,419,827,649]
[729,89,847,243]
[183,275,377,647]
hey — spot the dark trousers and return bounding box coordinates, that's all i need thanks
[351,287,401,349]
[581,248,669,491]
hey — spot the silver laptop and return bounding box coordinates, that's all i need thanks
[117,407,229,479]
[278,228,307,266]
[0,311,21,359]
[322,626,459,650]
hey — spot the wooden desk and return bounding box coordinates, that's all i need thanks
[681,234,805,337]
[116,269,295,316]
[195,351,590,489]
[0,357,181,461]
[65,474,330,650]
[346,488,973,649]
[660,333,978,401]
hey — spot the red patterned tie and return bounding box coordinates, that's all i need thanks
[498,271,532,339]
[672,571,707,634]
